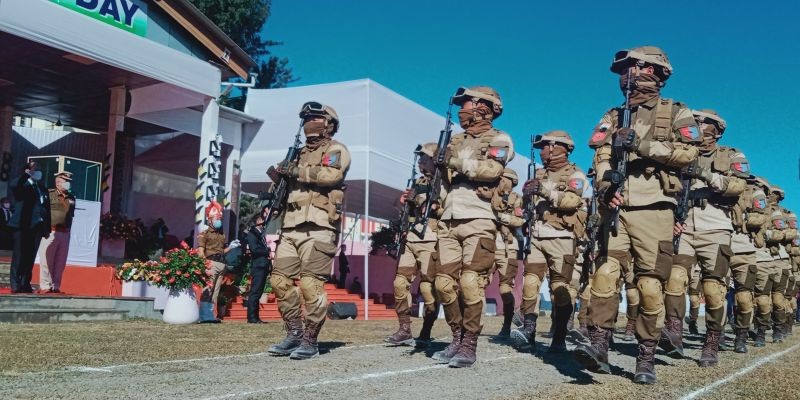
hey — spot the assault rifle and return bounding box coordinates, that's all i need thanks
[674,163,696,253]
[580,168,599,293]
[605,68,635,236]
[387,148,420,259]
[522,134,536,256]
[411,94,455,239]
[260,125,303,231]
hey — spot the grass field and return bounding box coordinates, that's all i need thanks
[1,317,799,399]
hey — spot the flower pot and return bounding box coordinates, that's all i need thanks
[162,287,199,324]
[101,239,126,259]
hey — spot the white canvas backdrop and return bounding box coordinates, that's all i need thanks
[35,200,101,268]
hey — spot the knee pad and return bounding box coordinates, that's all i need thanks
[755,294,772,315]
[689,293,701,309]
[419,281,436,305]
[637,276,664,316]
[772,292,788,312]
[522,273,542,302]
[589,258,621,299]
[499,282,513,295]
[393,275,411,302]
[702,279,727,310]
[270,273,294,300]
[435,274,459,305]
[550,281,573,307]
[460,270,486,306]
[299,275,326,306]
[626,287,640,307]
[735,291,754,314]
[665,254,693,296]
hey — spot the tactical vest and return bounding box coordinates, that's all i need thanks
[290,140,346,226]
[448,129,502,203]
[409,175,438,232]
[689,147,740,210]
[734,183,769,236]
[534,164,587,237]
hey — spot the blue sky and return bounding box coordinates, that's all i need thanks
[263,0,800,212]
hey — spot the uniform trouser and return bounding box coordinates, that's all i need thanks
[730,251,757,330]
[247,258,271,320]
[10,227,44,292]
[394,240,437,317]
[271,226,338,324]
[772,261,793,327]
[200,260,226,317]
[435,219,496,335]
[523,236,575,315]
[588,207,673,342]
[667,229,732,332]
[754,260,781,330]
[491,233,519,316]
[621,259,638,322]
[38,230,70,291]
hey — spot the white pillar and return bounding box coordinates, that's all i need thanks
[102,86,126,213]
[195,98,220,239]
[0,105,13,197]
[223,139,241,236]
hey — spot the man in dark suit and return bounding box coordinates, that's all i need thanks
[245,212,272,323]
[0,197,13,250]
[8,161,51,293]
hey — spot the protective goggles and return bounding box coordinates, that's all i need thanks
[299,101,327,119]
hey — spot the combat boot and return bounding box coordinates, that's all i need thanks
[734,328,749,354]
[772,323,785,343]
[633,340,658,384]
[510,314,538,353]
[623,318,636,342]
[688,319,700,335]
[569,322,590,344]
[699,330,722,367]
[268,318,304,356]
[448,331,479,368]
[494,301,515,340]
[290,321,322,360]
[658,317,684,359]
[754,326,767,347]
[385,314,414,346]
[718,331,732,352]
[549,305,571,353]
[573,326,612,374]
[784,321,793,336]
[432,324,462,363]
[414,308,438,349]
[512,309,524,328]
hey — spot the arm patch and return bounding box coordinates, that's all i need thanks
[322,151,342,168]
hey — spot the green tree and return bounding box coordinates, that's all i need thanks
[188,0,297,91]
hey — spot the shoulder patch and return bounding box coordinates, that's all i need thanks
[488,146,508,160]
[322,151,341,168]
[568,178,584,191]
[679,126,700,140]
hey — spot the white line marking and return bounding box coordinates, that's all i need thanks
[65,367,113,373]
[679,342,800,400]
[197,354,526,400]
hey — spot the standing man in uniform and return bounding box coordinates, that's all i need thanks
[781,210,798,335]
[38,172,76,294]
[491,168,525,340]
[245,213,272,324]
[386,143,441,347]
[513,130,588,353]
[764,187,791,343]
[197,200,240,323]
[9,161,50,293]
[750,177,777,347]
[433,86,514,368]
[659,109,746,366]
[573,46,701,384]
[267,102,350,360]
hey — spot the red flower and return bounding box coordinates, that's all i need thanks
[194,269,202,275]
[168,277,176,284]
[183,273,190,278]
[160,257,168,263]
[154,276,162,282]
[180,241,189,249]
[176,270,183,275]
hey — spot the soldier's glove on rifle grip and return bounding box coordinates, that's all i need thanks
[613,128,640,151]
[595,180,616,206]
[522,178,541,197]
[683,159,713,182]
[587,214,601,229]
[276,160,299,178]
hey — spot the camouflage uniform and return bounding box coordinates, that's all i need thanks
[268,102,350,359]
[574,46,701,384]
[491,169,525,339]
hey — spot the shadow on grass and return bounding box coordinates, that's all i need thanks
[318,341,348,355]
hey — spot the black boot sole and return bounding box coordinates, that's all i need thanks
[573,345,610,374]
[633,372,657,384]
[510,329,535,353]
[384,337,415,347]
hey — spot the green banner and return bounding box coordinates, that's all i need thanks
[49,0,148,37]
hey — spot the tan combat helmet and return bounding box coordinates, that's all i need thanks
[770,185,785,201]
[728,150,751,179]
[692,109,728,134]
[532,130,575,151]
[452,86,503,119]
[415,142,438,158]
[611,46,673,81]
[299,101,340,135]
[502,168,519,186]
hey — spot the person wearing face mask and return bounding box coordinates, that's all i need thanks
[432,86,514,368]
[512,131,588,354]
[266,101,350,360]
[0,197,13,250]
[655,109,747,365]
[8,161,51,293]
[197,200,240,323]
[37,171,76,294]
[574,46,701,385]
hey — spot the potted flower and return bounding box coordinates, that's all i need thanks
[115,259,158,297]
[150,242,209,324]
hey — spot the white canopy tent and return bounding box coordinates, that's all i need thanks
[243,79,531,319]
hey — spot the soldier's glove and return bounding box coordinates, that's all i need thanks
[595,181,617,206]
[276,160,299,178]
[613,128,640,151]
[587,213,601,229]
[522,178,541,197]
[683,159,713,182]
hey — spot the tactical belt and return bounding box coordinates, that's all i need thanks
[621,202,674,212]
[207,254,223,262]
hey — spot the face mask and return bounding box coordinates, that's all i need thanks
[619,72,661,106]
[212,220,222,229]
[61,182,71,191]
[541,145,569,171]
[303,120,327,138]
[458,104,493,135]
[699,123,720,152]
[30,170,42,181]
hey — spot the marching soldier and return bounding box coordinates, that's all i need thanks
[514,130,588,353]
[491,168,525,339]
[783,211,799,335]
[267,101,350,359]
[386,143,441,347]
[433,86,514,368]
[573,46,701,384]
[659,109,747,367]
[764,187,791,344]
[751,177,776,347]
